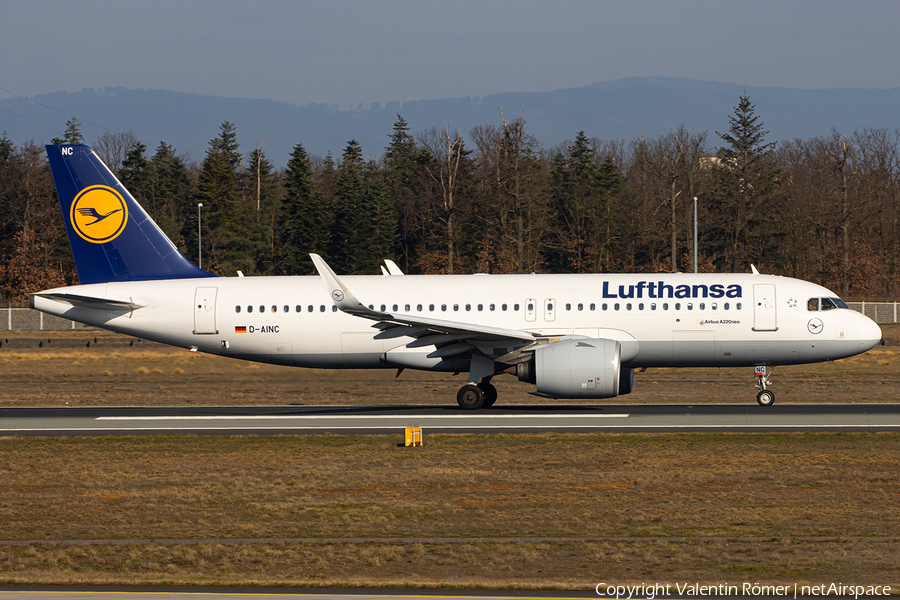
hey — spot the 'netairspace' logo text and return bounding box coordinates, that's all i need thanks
[595,582,892,598]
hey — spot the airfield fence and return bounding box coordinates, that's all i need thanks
[3,303,900,332]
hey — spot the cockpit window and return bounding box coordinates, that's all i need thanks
[808,297,849,311]
[821,297,839,310]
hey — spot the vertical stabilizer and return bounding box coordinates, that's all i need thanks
[46,144,217,284]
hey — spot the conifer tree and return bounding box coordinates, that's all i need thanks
[550,132,600,272]
[711,93,780,272]
[196,122,242,272]
[149,142,193,245]
[119,142,150,204]
[51,118,85,145]
[594,155,629,271]
[279,143,330,274]
[230,147,279,274]
[331,141,367,273]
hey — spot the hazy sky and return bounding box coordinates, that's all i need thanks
[3,0,900,108]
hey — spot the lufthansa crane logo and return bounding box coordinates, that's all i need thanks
[332,290,344,302]
[808,318,824,334]
[70,185,129,244]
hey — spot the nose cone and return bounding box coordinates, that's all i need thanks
[859,314,882,353]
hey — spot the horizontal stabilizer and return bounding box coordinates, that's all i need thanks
[32,292,146,311]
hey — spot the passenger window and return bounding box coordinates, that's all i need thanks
[417,304,423,311]
[527,303,534,311]
[590,303,596,311]
[724,303,730,310]
[566,303,571,311]
[295,305,301,312]
[429,304,435,311]
[638,303,644,310]
[489,304,494,311]
[441,304,447,311]
[380,304,386,312]
[248,305,253,313]
[675,303,681,310]
[737,302,742,310]
[626,303,632,310]
[501,304,506,311]
[514,303,520,311]
[547,302,554,311]
[393,304,399,312]
[332,305,337,312]
[650,303,656,310]
[663,303,669,310]
[578,303,583,311]
[271,305,276,313]
[699,303,705,310]
[259,305,265,313]
[602,303,607,311]
[405,304,410,312]
[614,303,620,311]
[465,304,471,311]
[478,304,483,311]
[808,298,819,311]
[453,304,459,311]
[235,305,241,313]
[283,305,289,313]
[711,303,717,310]
[308,305,314,313]
[320,305,325,312]
[687,303,693,310]
[368,304,374,310]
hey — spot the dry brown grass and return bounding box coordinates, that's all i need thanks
[0,433,899,587]
[1,539,898,588]
[2,328,900,407]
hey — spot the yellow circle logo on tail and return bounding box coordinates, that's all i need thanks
[70,185,129,244]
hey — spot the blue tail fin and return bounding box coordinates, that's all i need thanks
[46,144,217,284]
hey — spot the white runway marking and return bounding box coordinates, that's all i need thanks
[94,414,630,421]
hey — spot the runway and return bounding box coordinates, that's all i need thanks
[2,403,900,435]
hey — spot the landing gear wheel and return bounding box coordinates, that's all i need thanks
[478,382,498,408]
[457,384,485,410]
[756,390,775,406]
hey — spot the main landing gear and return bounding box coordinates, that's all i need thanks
[755,365,775,406]
[456,381,498,410]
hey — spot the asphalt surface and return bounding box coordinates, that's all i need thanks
[2,403,900,435]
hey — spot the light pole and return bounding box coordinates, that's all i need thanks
[692,196,698,274]
[197,203,203,269]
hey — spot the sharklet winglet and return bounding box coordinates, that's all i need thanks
[309,254,385,319]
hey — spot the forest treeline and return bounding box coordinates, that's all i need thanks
[2,93,900,304]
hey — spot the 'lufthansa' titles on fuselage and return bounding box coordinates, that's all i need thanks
[601,281,742,299]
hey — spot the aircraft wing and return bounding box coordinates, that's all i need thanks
[310,254,535,359]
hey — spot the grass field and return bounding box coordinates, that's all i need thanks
[0,433,898,588]
[1,330,899,588]
[1,327,900,407]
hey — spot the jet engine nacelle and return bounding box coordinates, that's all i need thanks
[517,338,633,399]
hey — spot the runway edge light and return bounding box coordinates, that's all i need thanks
[405,427,423,447]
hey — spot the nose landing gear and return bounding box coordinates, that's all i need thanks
[755,365,775,406]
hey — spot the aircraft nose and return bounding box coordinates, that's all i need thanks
[859,314,882,353]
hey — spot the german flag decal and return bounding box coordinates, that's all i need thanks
[235,326,247,333]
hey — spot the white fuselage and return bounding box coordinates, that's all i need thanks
[33,272,882,370]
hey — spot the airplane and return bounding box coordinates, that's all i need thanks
[30,144,883,409]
